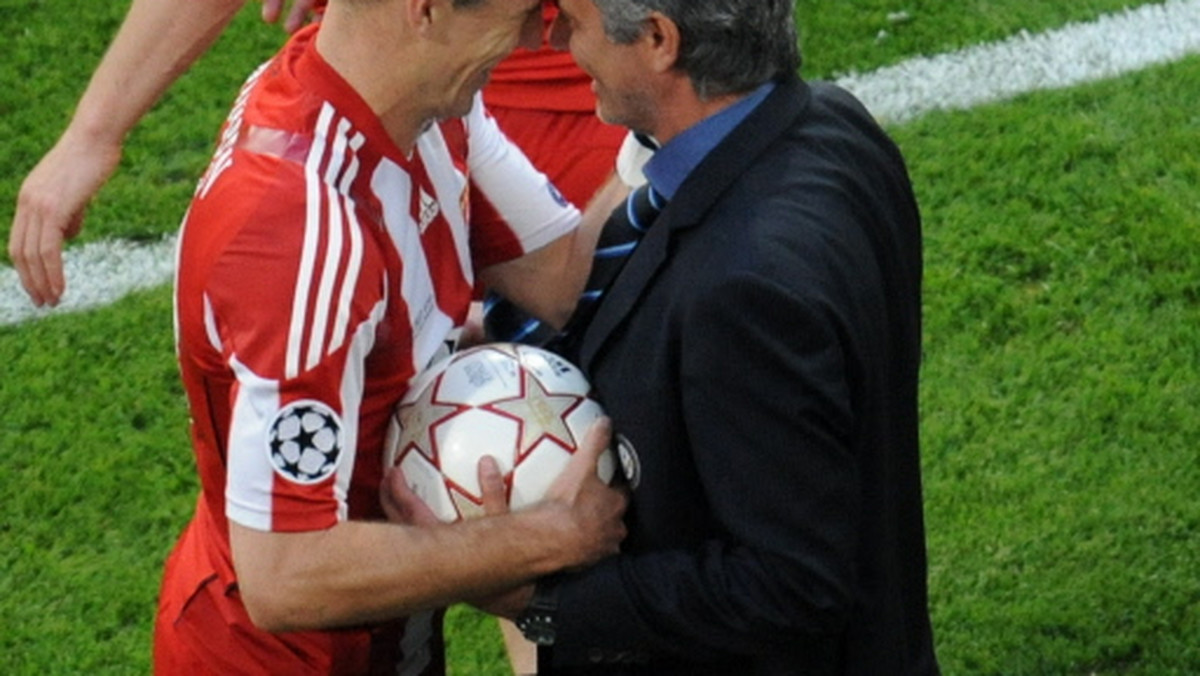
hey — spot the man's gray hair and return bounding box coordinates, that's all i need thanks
[592,0,801,99]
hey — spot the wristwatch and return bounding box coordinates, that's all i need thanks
[515,576,561,646]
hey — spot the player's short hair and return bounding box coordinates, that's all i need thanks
[592,0,800,100]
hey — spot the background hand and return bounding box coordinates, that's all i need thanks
[539,417,628,569]
[260,0,322,34]
[9,132,120,307]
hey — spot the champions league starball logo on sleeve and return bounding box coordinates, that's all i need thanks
[267,400,345,484]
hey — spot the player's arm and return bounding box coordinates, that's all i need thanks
[230,422,626,632]
[460,96,629,330]
[479,173,628,330]
[8,0,319,307]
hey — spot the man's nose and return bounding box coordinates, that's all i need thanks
[548,14,570,51]
[519,11,543,50]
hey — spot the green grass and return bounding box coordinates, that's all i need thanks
[3,1,1199,673]
[901,54,1200,673]
[0,3,282,246]
[794,0,1153,78]
[0,288,190,674]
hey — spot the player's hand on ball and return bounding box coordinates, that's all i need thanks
[476,455,511,516]
[381,456,508,526]
[381,465,440,527]
[468,420,627,620]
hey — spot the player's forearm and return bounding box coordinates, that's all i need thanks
[230,510,574,632]
[481,173,629,329]
[67,0,246,147]
[556,173,629,323]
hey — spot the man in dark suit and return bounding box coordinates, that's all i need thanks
[495,0,941,673]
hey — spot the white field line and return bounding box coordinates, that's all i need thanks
[1,235,178,326]
[837,0,1200,124]
[3,0,1200,327]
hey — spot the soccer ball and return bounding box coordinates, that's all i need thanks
[384,343,615,522]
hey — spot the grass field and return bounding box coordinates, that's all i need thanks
[3,1,1200,674]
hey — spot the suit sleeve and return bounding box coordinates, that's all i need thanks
[551,270,862,663]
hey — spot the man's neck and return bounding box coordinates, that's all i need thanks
[649,80,746,146]
[315,9,433,152]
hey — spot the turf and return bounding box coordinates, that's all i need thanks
[795,0,1156,78]
[901,53,1200,673]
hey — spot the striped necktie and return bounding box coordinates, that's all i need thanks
[483,183,666,347]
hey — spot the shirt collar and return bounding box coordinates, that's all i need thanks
[642,82,776,200]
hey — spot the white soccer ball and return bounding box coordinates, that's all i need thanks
[384,343,615,522]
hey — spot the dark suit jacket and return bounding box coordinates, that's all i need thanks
[545,76,938,675]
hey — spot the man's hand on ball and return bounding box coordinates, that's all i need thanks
[541,417,628,568]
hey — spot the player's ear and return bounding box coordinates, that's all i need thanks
[409,0,437,34]
[641,11,681,74]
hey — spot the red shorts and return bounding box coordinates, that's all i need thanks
[153,509,443,675]
[489,106,625,209]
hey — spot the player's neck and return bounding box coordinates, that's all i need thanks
[316,10,433,152]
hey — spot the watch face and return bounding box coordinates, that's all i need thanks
[517,613,556,646]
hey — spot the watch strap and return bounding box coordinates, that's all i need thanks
[515,575,562,646]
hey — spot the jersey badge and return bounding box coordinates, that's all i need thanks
[266,400,345,484]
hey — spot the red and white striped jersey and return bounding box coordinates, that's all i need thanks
[174,24,578,548]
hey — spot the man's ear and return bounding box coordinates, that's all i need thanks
[409,0,437,35]
[641,12,681,73]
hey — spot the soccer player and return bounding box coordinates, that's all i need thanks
[159,0,626,673]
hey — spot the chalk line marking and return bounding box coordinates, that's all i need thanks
[838,0,1200,123]
[2,236,178,326]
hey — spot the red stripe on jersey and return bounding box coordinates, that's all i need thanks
[287,107,369,380]
[439,118,469,180]
[269,107,377,532]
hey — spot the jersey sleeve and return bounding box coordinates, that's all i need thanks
[462,95,580,270]
[199,160,390,534]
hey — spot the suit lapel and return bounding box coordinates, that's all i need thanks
[580,77,813,372]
